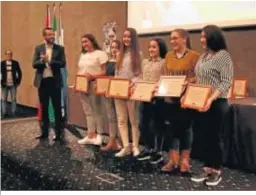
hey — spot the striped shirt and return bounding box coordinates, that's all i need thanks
[6,61,13,86]
[141,58,165,82]
[195,50,233,98]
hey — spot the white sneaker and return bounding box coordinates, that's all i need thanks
[78,136,92,145]
[92,134,103,145]
[115,147,131,157]
[133,147,140,157]
[116,140,122,150]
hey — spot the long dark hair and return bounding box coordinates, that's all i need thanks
[172,28,191,49]
[150,38,168,59]
[81,33,101,53]
[117,28,141,75]
[202,25,227,52]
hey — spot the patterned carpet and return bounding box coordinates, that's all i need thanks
[1,120,256,190]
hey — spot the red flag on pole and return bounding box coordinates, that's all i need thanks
[38,4,51,121]
[45,4,51,28]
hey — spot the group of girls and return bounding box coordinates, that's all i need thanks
[74,24,233,186]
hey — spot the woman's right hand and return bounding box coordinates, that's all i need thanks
[84,73,94,81]
[181,80,188,95]
[180,95,186,108]
[93,82,97,93]
[129,86,135,96]
[152,82,159,96]
[71,85,76,93]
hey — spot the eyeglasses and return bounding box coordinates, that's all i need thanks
[170,37,182,41]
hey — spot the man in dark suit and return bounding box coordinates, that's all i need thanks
[1,50,22,118]
[32,27,66,141]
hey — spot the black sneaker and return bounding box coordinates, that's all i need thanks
[191,170,210,183]
[137,150,151,161]
[150,153,163,164]
[205,172,222,186]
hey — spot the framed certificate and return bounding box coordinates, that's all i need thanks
[130,81,156,102]
[232,78,248,98]
[181,83,212,110]
[156,75,186,97]
[107,78,130,99]
[74,75,89,93]
[95,76,111,95]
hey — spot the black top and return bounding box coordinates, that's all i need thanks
[106,61,116,76]
[1,60,22,87]
[32,43,66,88]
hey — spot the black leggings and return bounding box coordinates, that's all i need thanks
[193,99,230,169]
[164,99,193,151]
[139,98,166,151]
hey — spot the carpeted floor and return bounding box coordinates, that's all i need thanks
[1,120,256,190]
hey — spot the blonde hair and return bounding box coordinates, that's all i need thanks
[172,28,191,49]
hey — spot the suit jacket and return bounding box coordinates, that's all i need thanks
[1,60,22,87]
[32,43,66,88]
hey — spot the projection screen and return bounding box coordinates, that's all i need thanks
[127,1,256,34]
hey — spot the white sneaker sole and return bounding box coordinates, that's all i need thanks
[137,156,151,161]
[115,151,131,157]
[205,177,222,186]
[191,177,209,183]
[78,140,91,145]
[150,157,164,165]
[93,141,102,146]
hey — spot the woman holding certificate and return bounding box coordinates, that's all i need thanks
[76,34,108,146]
[189,25,233,186]
[161,29,200,173]
[114,28,142,157]
[136,38,168,164]
[101,40,122,151]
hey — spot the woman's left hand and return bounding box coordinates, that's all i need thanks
[85,73,94,81]
[129,86,135,96]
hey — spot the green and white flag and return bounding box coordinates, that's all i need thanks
[48,2,58,123]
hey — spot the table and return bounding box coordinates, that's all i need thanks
[192,97,256,173]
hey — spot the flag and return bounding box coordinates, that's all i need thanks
[48,2,68,122]
[45,4,51,28]
[52,3,58,44]
[48,2,58,123]
[58,2,64,46]
[58,2,68,120]
[38,4,51,121]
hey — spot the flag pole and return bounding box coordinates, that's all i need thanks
[45,4,50,28]
[59,2,62,45]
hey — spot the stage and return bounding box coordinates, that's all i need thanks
[68,86,256,173]
[1,119,256,190]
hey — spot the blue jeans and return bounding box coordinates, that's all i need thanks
[2,86,17,115]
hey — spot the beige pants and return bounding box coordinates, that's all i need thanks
[115,99,140,148]
[104,97,118,138]
[80,83,104,134]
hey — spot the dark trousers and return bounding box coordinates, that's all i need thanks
[164,98,193,151]
[38,78,62,138]
[139,98,166,151]
[193,99,229,169]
